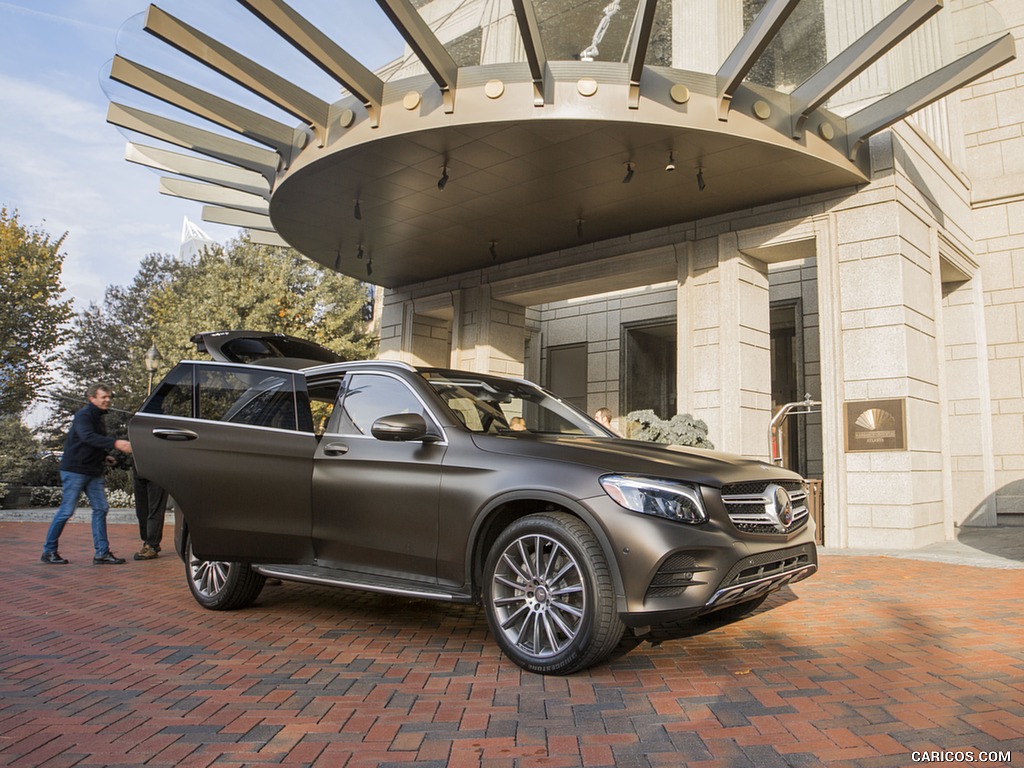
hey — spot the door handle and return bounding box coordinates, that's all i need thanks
[323,442,349,456]
[152,428,198,441]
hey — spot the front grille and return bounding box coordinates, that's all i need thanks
[644,553,713,600]
[721,480,808,535]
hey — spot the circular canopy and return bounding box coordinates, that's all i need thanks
[104,0,1015,287]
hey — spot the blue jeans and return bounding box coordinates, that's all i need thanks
[43,471,110,558]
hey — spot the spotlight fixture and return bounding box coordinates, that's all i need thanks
[437,166,449,190]
[489,241,498,261]
[353,199,361,220]
[622,162,635,184]
[357,244,364,260]
[665,152,676,172]
[696,167,706,192]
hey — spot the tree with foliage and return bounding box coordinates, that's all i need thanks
[146,234,376,366]
[0,415,41,500]
[48,234,375,435]
[0,208,73,418]
[44,253,181,445]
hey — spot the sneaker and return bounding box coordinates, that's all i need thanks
[93,551,126,565]
[133,544,158,561]
[41,552,69,564]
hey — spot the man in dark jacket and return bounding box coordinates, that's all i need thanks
[41,383,132,565]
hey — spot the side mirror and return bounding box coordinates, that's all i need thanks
[371,412,435,442]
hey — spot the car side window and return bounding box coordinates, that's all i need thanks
[331,374,424,436]
[142,364,195,417]
[307,379,343,435]
[197,366,304,431]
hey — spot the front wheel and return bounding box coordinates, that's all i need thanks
[483,512,624,675]
[184,534,265,611]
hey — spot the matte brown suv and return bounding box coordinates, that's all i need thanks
[130,331,817,674]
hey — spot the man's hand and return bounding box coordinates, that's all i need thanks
[115,439,132,454]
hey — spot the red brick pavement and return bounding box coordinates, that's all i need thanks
[0,520,1021,768]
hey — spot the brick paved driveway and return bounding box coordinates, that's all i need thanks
[1,520,1021,768]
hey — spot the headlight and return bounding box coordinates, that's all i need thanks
[600,475,708,525]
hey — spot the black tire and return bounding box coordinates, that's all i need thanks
[703,593,768,622]
[483,512,624,675]
[184,534,265,611]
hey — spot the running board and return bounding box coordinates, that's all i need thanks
[251,563,465,602]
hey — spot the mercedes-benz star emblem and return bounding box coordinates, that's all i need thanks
[764,484,793,532]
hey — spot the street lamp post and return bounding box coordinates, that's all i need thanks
[144,344,162,395]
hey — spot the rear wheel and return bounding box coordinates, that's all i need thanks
[483,512,624,675]
[184,534,265,610]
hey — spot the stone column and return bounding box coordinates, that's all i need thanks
[676,233,772,457]
[378,294,452,367]
[941,271,997,527]
[813,213,848,548]
[833,195,947,549]
[451,285,527,376]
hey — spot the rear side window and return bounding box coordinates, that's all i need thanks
[140,363,312,432]
[199,366,301,430]
[141,364,194,418]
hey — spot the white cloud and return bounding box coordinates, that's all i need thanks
[0,69,236,308]
[0,0,399,310]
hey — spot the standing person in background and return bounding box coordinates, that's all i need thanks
[594,407,619,435]
[41,383,132,565]
[132,470,167,560]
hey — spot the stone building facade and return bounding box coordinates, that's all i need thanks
[376,0,1024,549]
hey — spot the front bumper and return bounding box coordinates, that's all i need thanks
[586,494,818,627]
[703,544,817,611]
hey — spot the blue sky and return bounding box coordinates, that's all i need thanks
[0,0,403,309]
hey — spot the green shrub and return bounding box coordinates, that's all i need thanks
[624,409,714,449]
[106,489,135,509]
[26,486,135,508]
[31,486,63,506]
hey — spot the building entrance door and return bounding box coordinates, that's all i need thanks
[623,321,677,418]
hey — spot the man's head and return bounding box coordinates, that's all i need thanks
[87,383,113,411]
[594,407,613,429]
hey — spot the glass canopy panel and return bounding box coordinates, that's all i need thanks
[743,0,827,94]
[535,0,643,63]
[405,0,643,67]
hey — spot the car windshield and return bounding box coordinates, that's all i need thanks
[419,370,607,437]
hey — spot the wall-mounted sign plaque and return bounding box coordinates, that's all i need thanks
[844,399,906,452]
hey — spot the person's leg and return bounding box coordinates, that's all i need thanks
[85,476,111,558]
[43,471,87,556]
[146,482,168,550]
[133,470,149,544]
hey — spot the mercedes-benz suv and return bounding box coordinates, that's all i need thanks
[129,330,817,674]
